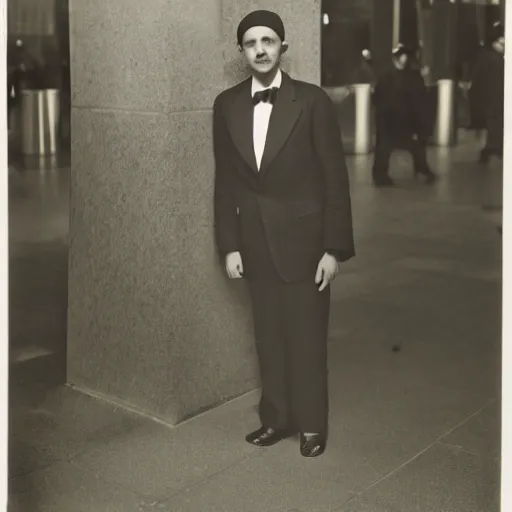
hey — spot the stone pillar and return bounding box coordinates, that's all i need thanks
[370,0,395,76]
[399,0,419,49]
[67,0,320,425]
[431,0,458,81]
[431,0,459,146]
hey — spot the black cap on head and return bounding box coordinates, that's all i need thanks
[237,10,285,46]
[489,21,505,43]
[392,43,416,58]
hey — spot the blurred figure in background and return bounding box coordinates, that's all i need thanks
[467,43,488,134]
[351,49,376,87]
[371,44,436,187]
[470,21,505,163]
[7,39,39,129]
[7,40,25,128]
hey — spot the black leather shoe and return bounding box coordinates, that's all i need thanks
[373,175,394,187]
[245,426,292,447]
[423,171,437,184]
[479,149,490,163]
[300,433,326,457]
[414,168,437,184]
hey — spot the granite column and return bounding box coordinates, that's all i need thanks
[67,0,320,424]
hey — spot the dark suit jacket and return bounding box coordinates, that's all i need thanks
[213,72,355,283]
[373,67,432,141]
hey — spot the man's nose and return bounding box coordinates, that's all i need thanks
[255,43,266,56]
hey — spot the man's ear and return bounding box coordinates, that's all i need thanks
[281,41,289,54]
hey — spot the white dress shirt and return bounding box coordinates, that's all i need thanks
[252,69,282,171]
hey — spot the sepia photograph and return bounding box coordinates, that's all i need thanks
[2,0,509,510]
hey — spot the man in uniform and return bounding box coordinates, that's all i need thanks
[474,21,505,163]
[372,44,436,187]
[212,10,354,457]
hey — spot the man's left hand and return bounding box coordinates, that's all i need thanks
[315,253,339,292]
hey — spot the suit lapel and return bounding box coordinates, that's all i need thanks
[225,78,258,173]
[259,73,302,177]
[223,73,303,176]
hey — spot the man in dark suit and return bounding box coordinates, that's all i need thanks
[372,44,436,187]
[474,21,505,163]
[213,10,354,457]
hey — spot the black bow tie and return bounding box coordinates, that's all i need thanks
[252,87,279,106]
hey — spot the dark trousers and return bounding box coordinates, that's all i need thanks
[483,113,503,158]
[372,133,431,179]
[248,275,330,435]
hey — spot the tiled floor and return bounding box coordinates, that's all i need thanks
[8,131,502,511]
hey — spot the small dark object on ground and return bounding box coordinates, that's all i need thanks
[392,344,401,352]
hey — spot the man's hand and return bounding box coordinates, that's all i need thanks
[225,251,244,279]
[315,253,339,291]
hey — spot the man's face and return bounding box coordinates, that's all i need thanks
[493,36,505,54]
[240,26,285,76]
[393,54,407,70]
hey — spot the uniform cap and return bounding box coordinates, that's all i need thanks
[392,43,416,58]
[489,21,504,43]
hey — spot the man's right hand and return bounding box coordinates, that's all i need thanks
[225,251,244,279]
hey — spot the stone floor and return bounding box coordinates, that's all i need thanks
[8,131,502,511]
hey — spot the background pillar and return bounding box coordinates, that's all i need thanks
[370,0,395,76]
[67,0,320,425]
[399,0,419,49]
[320,0,371,86]
[431,0,459,81]
[431,0,459,146]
